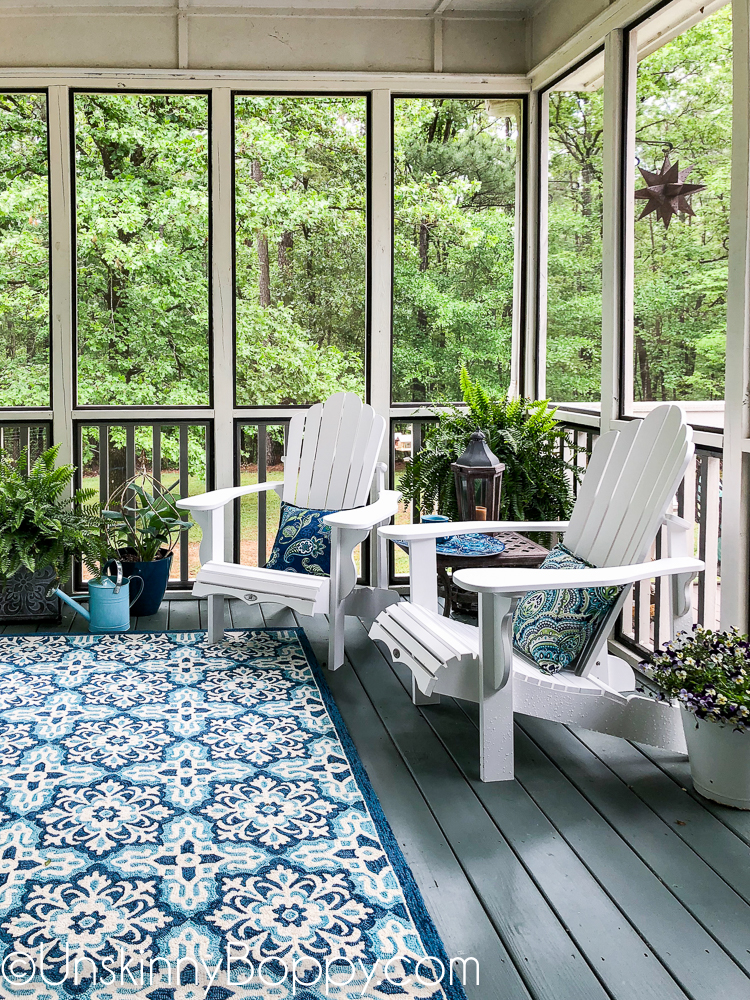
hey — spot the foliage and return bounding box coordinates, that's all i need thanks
[0,94,50,406]
[546,87,604,403]
[546,6,731,405]
[399,370,579,523]
[643,625,750,731]
[103,473,193,562]
[0,445,100,586]
[234,96,366,404]
[393,98,518,403]
[0,15,731,414]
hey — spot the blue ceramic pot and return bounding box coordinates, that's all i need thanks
[119,550,173,617]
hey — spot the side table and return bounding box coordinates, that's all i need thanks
[436,531,548,617]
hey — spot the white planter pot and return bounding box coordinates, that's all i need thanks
[681,706,750,809]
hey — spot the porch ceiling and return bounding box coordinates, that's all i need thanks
[0,0,534,12]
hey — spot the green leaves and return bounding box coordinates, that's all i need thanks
[0,445,102,586]
[399,369,579,525]
[103,473,193,563]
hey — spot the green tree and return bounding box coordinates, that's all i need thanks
[392,98,519,403]
[0,93,50,406]
[234,96,366,405]
[546,86,604,403]
[74,93,210,406]
[632,6,731,402]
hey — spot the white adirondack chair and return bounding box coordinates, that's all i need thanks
[178,393,400,669]
[369,404,705,781]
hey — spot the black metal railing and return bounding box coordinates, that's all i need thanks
[0,421,52,470]
[73,419,213,588]
[234,419,289,568]
[557,421,722,657]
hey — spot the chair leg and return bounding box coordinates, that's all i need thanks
[479,682,514,781]
[207,595,225,644]
[411,676,440,706]
[478,591,515,782]
[328,605,345,671]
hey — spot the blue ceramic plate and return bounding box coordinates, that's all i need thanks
[397,533,506,557]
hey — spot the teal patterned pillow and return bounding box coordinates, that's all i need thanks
[512,544,623,675]
[266,502,338,577]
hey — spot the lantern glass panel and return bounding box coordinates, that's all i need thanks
[474,477,487,509]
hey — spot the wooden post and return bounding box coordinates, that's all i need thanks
[600,30,632,434]
[48,86,74,482]
[722,0,750,632]
[369,89,392,467]
[478,592,515,782]
[529,89,546,401]
[211,88,235,562]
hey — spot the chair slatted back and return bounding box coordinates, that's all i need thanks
[564,405,693,568]
[282,392,386,510]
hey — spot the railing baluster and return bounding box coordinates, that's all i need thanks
[20,424,30,474]
[699,454,721,629]
[413,421,423,522]
[258,423,267,568]
[152,425,161,484]
[179,423,189,586]
[125,425,135,482]
[99,425,109,504]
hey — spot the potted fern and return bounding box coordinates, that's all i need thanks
[0,446,101,622]
[399,370,579,526]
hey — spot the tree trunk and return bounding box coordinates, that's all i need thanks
[251,160,271,308]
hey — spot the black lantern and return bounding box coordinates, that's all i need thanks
[451,431,505,522]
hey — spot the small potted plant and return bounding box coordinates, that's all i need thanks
[0,445,100,622]
[102,473,193,617]
[643,625,750,809]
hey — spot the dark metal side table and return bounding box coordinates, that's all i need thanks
[436,531,548,617]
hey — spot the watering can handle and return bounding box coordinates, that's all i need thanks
[103,559,124,593]
[127,575,145,608]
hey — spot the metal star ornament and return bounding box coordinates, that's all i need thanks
[634,153,706,229]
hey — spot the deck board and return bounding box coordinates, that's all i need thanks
[565,725,750,916]
[2,599,749,1000]
[299,613,517,1000]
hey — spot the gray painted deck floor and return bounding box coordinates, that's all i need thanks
[4,599,750,1000]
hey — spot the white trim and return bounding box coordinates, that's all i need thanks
[369,88,393,467]
[599,30,626,435]
[721,0,750,630]
[211,88,235,558]
[48,86,74,482]
[530,87,546,399]
[0,70,531,92]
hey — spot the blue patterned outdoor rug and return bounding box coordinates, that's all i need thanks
[0,629,467,1000]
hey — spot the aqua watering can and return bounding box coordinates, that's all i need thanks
[55,560,144,634]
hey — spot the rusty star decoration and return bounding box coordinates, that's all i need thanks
[634,153,706,229]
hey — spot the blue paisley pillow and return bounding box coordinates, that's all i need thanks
[512,544,623,675]
[266,502,338,577]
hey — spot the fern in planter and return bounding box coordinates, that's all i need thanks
[0,445,101,587]
[400,370,581,523]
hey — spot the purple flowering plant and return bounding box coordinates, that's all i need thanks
[641,625,750,731]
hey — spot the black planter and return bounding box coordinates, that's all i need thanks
[118,550,173,617]
[0,565,60,623]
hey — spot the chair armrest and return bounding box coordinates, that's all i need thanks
[177,480,284,512]
[454,556,704,595]
[378,520,569,542]
[323,491,401,532]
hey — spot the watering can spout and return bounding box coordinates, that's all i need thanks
[55,589,90,623]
